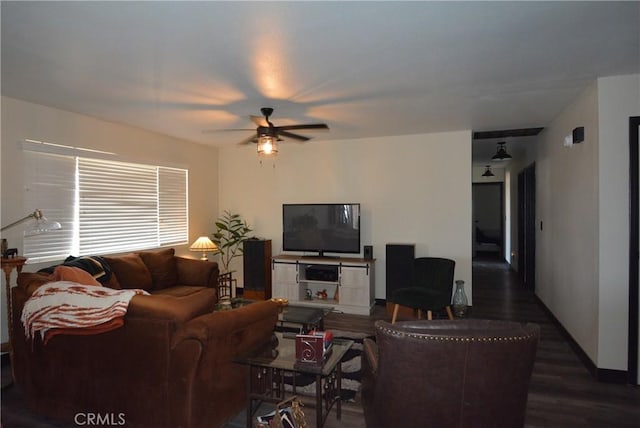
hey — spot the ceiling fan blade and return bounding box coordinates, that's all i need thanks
[277,123,329,131]
[237,134,258,145]
[250,115,269,127]
[278,130,311,142]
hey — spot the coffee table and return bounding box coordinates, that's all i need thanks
[235,332,354,428]
[279,304,333,333]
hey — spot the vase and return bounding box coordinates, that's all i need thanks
[453,280,468,318]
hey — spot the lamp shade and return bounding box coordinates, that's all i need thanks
[257,135,278,156]
[189,236,218,260]
[482,165,495,177]
[24,210,62,237]
[1,209,62,237]
[491,142,512,161]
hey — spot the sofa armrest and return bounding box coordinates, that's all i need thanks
[168,300,279,427]
[175,257,219,288]
[170,300,278,348]
[361,336,379,428]
[16,272,53,297]
[363,337,379,376]
[126,289,216,323]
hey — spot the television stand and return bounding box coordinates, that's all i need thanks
[301,254,339,259]
[271,254,375,316]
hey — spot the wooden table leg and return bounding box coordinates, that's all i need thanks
[3,266,13,352]
[2,257,27,388]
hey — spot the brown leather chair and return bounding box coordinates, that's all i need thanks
[361,319,540,428]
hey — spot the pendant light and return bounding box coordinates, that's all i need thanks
[482,165,495,177]
[491,142,512,161]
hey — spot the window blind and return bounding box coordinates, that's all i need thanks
[22,146,188,262]
[78,158,159,254]
[158,167,189,246]
[22,151,76,263]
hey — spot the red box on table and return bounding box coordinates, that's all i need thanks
[295,330,333,365]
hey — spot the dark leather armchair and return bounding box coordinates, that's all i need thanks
[362,320,540,428]
[391,257,455,322]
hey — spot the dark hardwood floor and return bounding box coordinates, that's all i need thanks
[470,256,640,427]
[325,255,640,428]
[3,256,640,427]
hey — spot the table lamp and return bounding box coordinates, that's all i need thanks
[189,236,218,261]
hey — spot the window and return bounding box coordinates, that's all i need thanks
[23,144,188,263]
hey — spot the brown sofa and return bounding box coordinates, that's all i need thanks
[11,248,280,428]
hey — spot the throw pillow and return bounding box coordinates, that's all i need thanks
[38,255,112,285]
[52,266,101,286]
[138,248,178,290]
[103,253,153,291]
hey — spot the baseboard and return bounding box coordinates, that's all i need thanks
[374,299,386,306]
[595,368,629,383]
[534,295,628,384]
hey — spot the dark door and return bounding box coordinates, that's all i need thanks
[518,163,536,291]
[473,182,504,260]
[629,116,639,385]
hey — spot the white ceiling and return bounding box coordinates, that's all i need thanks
[2,2,638,165]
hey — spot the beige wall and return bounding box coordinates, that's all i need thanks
[535,74,640,371]
[596,74,640,369]
[218,131,473,304]
[0,96,219,342]
[536,80,600,362]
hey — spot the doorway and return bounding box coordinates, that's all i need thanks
[473,182,504,260]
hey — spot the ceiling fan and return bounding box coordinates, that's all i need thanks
[206,107,329,155]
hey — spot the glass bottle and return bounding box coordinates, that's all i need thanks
[453,280,468,318]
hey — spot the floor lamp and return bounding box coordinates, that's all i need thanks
[1,209,62,238]
[1,209,61,388]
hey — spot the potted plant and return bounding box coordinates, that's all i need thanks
[211,210,252,273]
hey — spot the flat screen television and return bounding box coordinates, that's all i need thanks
[282,203,361,257]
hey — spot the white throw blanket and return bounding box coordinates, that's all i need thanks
[21,281,148,342]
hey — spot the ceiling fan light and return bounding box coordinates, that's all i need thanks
[257,135,278,156]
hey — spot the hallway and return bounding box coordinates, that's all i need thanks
[471,256,640,427]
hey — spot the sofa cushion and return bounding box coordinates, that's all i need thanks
[138,248,178,290]
[127,288,216,322]
[38,255,113,285]
[104,253,153,291]
[151,285,210,298]
[53,266,101,286]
